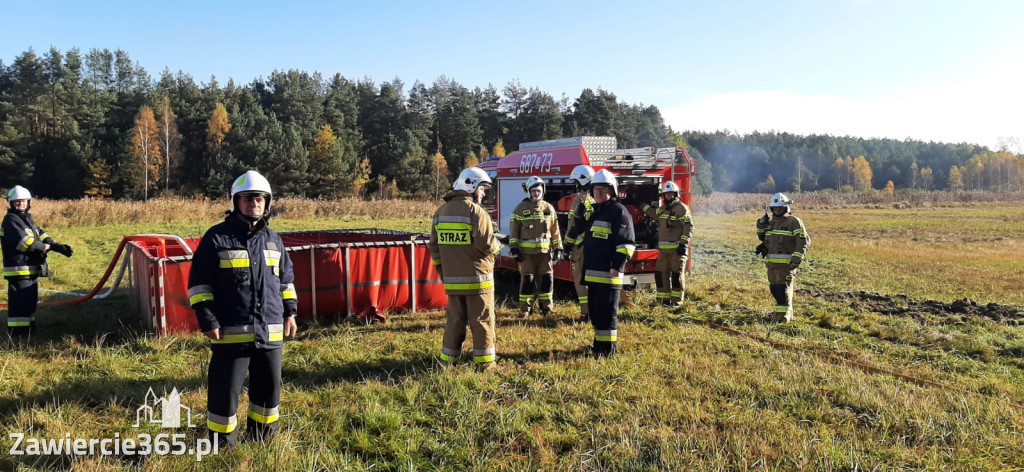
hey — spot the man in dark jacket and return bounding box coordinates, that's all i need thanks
[565,170,636,357]
[2,185,73,335]
[188,170,298,447]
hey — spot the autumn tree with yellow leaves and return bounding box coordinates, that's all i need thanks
[851,156,873,191]
[308,124,346,197]
[131,105,162,200]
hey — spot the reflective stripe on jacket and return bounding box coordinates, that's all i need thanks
[567,198,636,288]
[762,213,810,264]
[1,209,53,279]
[564,192,593,246]
[642,198,693,251]
[428,191,501,295]
[509,199,561,254]
[187,215,297,348]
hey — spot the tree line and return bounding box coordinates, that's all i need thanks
[682,131,1023,195]
[1,47,1020,200]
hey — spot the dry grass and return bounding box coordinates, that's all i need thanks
[28,190,1024,229]
[3,193,1024,470]
[693,190,1024,214]
[29,197,442,228]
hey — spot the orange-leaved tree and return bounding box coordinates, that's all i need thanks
[492,140,506,158]
[131,105,162,200]
[207,103,231,150]
[851,156,873,191]
[431,151,449,201]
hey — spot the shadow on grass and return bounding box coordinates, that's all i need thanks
[283,353,438,387]
[2,290,150,347]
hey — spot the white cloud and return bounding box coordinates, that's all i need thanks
[663,60,1024,151]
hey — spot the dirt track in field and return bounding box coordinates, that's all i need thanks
[799,289,1024,324]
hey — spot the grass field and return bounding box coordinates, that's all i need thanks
[2,194,1023,471]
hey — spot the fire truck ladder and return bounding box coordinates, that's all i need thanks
[588,146,678,169]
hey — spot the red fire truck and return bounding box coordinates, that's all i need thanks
[479,136,695,288]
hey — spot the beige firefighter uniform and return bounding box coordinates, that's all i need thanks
[509,198,561,315]
[564,191,594,317]
[757,212,810,322]
[428,190,502,366]
[643,198,693,306]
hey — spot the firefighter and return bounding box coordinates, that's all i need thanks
[428,166,502,372]
[2,186,73,335]
[565,170,636,357]
[187,170,299,448]
[755,192,810,322]
[642,181,693,307]
[562,164,595,321]
[509,176,562,316]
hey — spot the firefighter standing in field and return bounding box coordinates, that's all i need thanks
[509,176,562,317]
[2,186,73,335]
[642,181,693,307]
[755,192,810,322]
[565,170,636,357]
[428,167,502,372]
[188,170,299,447]
[562,165,595,321]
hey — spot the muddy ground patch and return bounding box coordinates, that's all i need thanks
[800,289,1024,324]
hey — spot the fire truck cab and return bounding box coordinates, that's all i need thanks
[480,136,695,288]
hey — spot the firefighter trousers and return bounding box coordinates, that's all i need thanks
[207,343,282,447]
[766,262,796,322]
[571,248,588,316]
[587,284,620,356]
[441,291,496,365]
[654,251,686,306]
[6,277,38,334]
[518,253,553,314]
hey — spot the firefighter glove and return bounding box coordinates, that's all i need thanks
[510,247,522,262]
[755,243,767,258]
[562,243,574,260]
[551,248,563,262]
[52,243,74,258]
[676,244,687,256]
[789,257,801,269]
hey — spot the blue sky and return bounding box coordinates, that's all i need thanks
[2,0,1021,149]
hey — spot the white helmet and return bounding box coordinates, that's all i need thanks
[522,176,545,200]
[230,170,273,213]
[768,192,792,212]
[452,166,492,193]
[660,181,680,195]
[7,185,31,209]
[591,169,618,197]
[569,165,595,187]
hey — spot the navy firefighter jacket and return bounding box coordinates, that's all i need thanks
[1,209,54,279]
[567,198,636,288]
[188,215,298,349]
